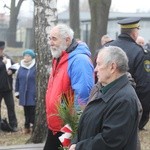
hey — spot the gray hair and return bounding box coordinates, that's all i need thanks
[99,46,129,73]
[101,34,112,45]
[55,24,74,41]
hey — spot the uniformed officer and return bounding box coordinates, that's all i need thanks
[105,17,150,130]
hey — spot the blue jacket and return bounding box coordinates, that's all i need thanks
[15,59,36,106]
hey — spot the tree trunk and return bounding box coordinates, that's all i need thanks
[88,0,111,58]
[7,0,24,47]
[27,0,57,143]
[69,0,80,39]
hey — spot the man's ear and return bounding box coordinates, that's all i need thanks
[110,62,117,73]
[66,37,71,45]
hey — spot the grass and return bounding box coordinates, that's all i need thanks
[0,98,31,146]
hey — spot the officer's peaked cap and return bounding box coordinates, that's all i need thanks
[118,17,141,29]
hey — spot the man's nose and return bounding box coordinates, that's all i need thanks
[49,40,54,46]
[94,67,97,73]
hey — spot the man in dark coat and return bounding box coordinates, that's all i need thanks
[105,17,150,130]
[0,41,18,132]
[69,46,142,150]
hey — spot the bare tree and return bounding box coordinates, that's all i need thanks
[69,0,80,39]
[27,0,57,143]
[7,0,24,47]
[88,0,111,57]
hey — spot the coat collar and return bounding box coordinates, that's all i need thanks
[20,58,35,69]
[118,33,136,43]
[92,74,129,103]
[66,39,78,53]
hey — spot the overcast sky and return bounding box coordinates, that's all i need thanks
[57,0,150,13]
[0,0,150,14]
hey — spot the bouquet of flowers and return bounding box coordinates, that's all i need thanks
[57,90,79,150]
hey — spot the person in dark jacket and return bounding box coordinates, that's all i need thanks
[69,46,142,150]
[0,41,18,132]
[105,17,150,130]
[15,49,36,134]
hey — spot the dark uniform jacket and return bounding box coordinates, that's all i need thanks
[74,75,141,150]
[106,33,150,111]
[0,55,15,92]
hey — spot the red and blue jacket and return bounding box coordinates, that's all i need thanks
[46,40,94,133]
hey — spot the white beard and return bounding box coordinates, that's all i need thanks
[51,44,68,58]
[51,48,62,58]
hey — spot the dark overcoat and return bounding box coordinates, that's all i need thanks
[0,55,15,92]
[74,75,141,150]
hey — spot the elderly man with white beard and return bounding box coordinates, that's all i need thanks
[43,24,94,150]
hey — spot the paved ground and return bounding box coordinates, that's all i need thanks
[0,143,44,150]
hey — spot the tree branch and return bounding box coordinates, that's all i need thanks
[3,4,10,10]
[16,0,25,16]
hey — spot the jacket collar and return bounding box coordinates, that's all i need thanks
[20,58,35,69]
[94,74,129,103]
[118,33,135,43]
[66,39,78,53]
